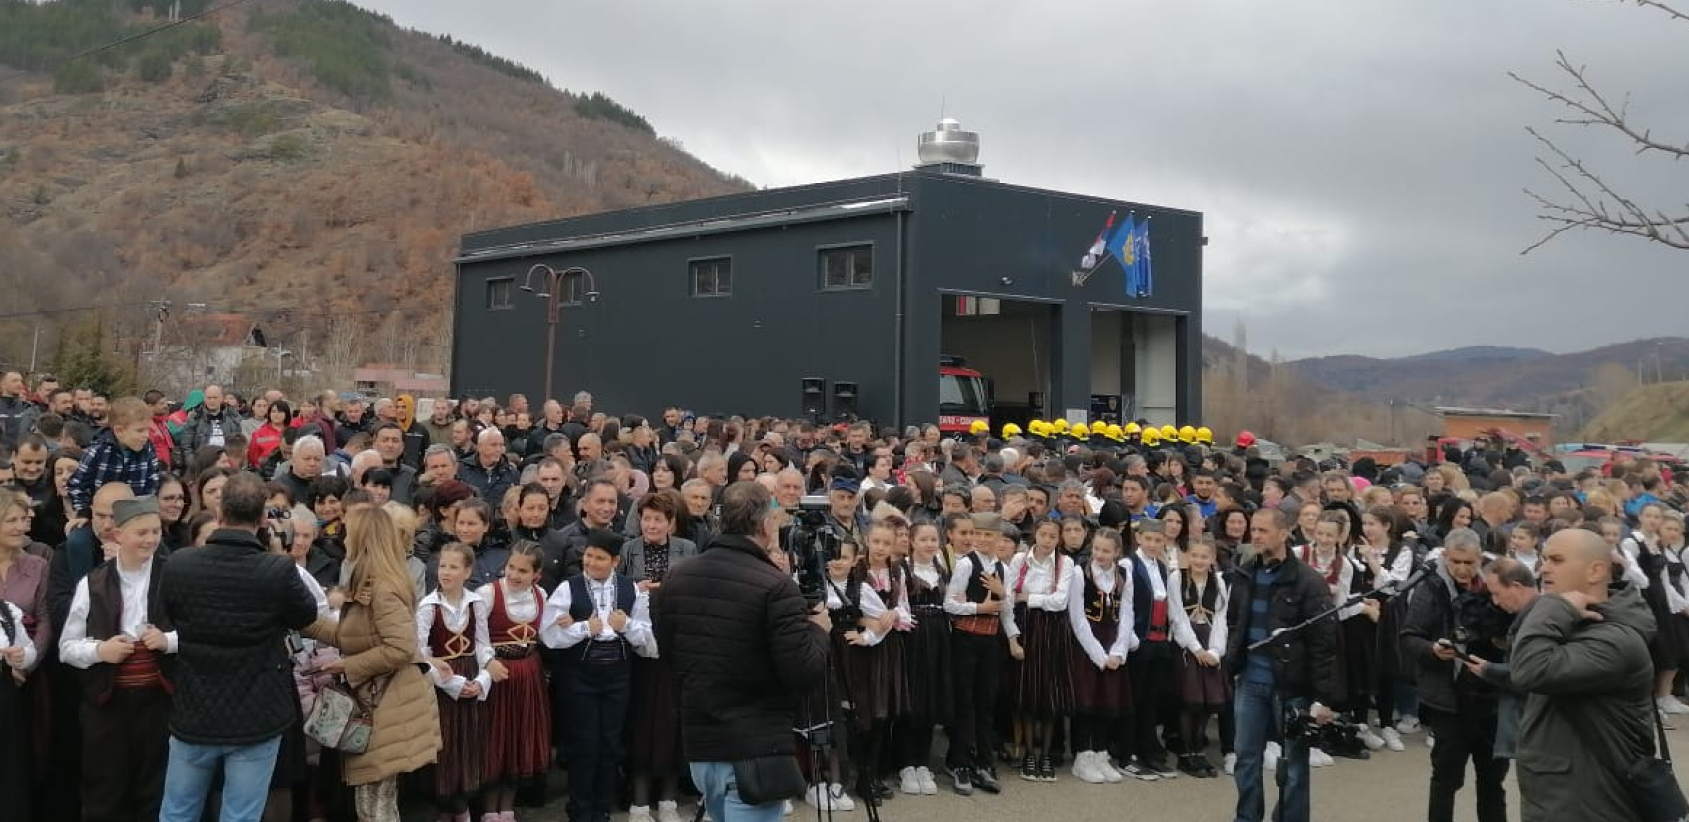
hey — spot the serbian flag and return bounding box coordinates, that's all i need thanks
[1080,211,1116,271]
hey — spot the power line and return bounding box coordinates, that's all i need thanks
[0,0,262,86]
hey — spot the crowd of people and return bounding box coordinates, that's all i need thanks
[0,367,1684,822]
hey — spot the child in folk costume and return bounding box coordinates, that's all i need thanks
[1003,518,1074,782]
[802,538,882,813]
[1358,506,1417,751]
[476,541,550,822]
[1167,536,1230,778]
[1298,512,1380,761]
[617,492,698,822]
[541,529,656,822]
[855,522,914,805]
[418,542,494,822]
[896,521,951,796]
[1124,518,1176,781]
[1067,527,1133,784]
[941,512,1013,797]
[58,495,178,822]
[1655,510,1689,717]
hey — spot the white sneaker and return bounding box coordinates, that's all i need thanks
[1310,748,1334,768]
[1358,725,1385,751]
[656,800,682,822]
[782,799,793,816]
[828,783,855,812]
[1427,733,1436,749]
[1223,752,1237,775]
[1096,755,1125,783]
[1071,751,1105,784]
[1264,741,1280,772]
[1380,727,1405,752]
[804,784,828,811]
[899,766,922,795]
[916,766,938,795]
[1394,716,1421,735]
[629,805,655,822]
[1660,696,1689,715]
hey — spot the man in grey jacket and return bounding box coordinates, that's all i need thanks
[1511,528,1657,822]
[1466,557,1540,760]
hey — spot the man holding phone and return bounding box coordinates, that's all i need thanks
[1400,528,1509,822]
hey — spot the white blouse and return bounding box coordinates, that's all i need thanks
[416,589,494,701]
[1167,569,1230,656]
[2,601,38,673]
[477,580,543,625]
[825,576,888,647]
[1067,562,1136,667]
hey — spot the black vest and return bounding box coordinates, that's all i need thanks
[83,556,175,704]
[566,573,637,621]
[962,552,1004,604]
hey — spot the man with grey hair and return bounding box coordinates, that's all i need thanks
[1401,527,1509,822]
[421,443,458,486]
[460,427,518,504]
[656,481,830,821]
[277,435,327,505]
[1510,528,1657,822]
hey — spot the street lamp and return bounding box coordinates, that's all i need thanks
[520,264,600,403]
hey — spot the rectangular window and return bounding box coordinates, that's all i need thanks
[690,257,732,297]
[485,277,513,310]
[820,245,872,290]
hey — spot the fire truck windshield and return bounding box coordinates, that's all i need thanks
[939,373,990,417]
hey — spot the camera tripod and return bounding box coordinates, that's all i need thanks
[795,638,882,822]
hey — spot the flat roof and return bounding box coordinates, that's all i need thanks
[1435,406,1559,420]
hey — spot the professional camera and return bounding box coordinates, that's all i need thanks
[258,505,294,551]
[1453,589,1514,650]
[786,494,843,606]
[1283,703,1365,755]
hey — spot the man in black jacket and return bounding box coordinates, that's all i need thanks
[656,481,831,822]
[1226,508,1341,822]
[157,471,321,822]
[1400,527,1509,822]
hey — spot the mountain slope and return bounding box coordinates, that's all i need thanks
[0,0,750,383]
[1580,381,1689,442]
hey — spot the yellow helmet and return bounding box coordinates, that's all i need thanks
[1071,422,1089,438]
[1142,428,1162,445]
[1178,425,1197,443]
[969,419,990,435]
[1124,422,1142,436]
[1001,422,1022,438]
[1053,418,1070,434]
[1105,423,1123,440]
[1196,426,1214,444]
[1160,424,1177,440]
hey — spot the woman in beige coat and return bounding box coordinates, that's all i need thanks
[307,502,442,822]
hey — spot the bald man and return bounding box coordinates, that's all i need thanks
[1509,528,1658,822]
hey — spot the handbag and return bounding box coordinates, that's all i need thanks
[731,754,807,806]
[303,678,376,754]
[1625,703,1689,822]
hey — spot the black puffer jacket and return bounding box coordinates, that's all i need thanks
[161,528,320,745]
[1224,550,1341,703]
[655,534,830,762]
[1400,565,1505,713]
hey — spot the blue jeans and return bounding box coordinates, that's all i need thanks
[690,761,786,822]
[159,735,282,822]
[1232,679,1310,822]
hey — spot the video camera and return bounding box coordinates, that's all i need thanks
[1284,703,1363,753]
[785,494,844,607]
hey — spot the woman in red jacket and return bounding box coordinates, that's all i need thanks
[248,400,292,468]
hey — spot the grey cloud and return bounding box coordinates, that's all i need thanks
[357,0,1689,358]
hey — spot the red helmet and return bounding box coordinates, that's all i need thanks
[1235,430,1257,448]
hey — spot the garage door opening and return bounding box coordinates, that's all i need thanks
[1090,307,1179,427]
[939,295,1056,433]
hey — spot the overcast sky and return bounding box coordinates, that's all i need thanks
[357,0,1688,359]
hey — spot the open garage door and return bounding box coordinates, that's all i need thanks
[1091,308,1179,426]
[939,295,1055,432]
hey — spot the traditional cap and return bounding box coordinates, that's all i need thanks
[970,512,1003,532]
[584,528,624,556]
[869,501,908,525]
[113,496,160,527]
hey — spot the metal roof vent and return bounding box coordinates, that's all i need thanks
[916,118,982,176]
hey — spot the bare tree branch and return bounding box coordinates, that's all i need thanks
[1512,1,1689,253]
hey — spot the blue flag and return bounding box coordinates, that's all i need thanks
[1105,214,1136,294]
[1132,219,1154,297]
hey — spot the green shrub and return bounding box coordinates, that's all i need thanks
[249,0,392,101]
[574,92,654,136]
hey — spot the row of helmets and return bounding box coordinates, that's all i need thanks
[971,418,1223,446]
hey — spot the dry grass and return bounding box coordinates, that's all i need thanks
[1580,381,1689,442]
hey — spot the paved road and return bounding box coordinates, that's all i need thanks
[412,719,1689,822]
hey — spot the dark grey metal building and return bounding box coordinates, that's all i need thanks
[452,120,1203,429]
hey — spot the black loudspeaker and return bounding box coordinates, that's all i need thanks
[832,382,858,421]
[802,377,826,421]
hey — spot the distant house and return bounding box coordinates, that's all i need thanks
[1435,406,1558,447]
[353,364,448,398]
[145,313,273,394]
